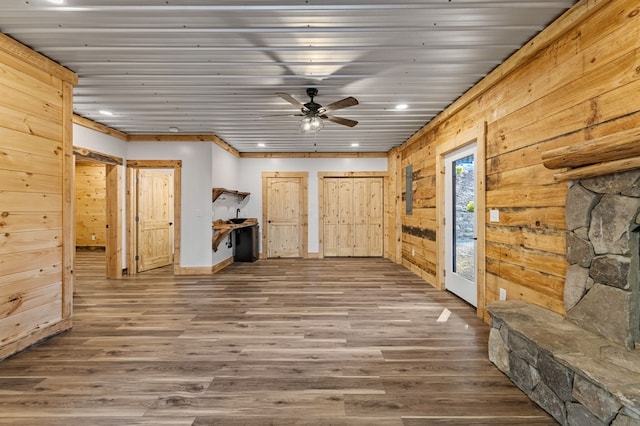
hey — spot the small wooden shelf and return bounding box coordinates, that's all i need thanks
[212,218,258,251]
[212,187,250,203]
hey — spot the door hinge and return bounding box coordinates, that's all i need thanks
[135,255,140,261]
[135,216,139,222]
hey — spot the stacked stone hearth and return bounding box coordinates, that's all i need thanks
[488,170,640,426]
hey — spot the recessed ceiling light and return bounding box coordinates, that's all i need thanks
[351,143,360,147]
[48,0,64,4]
[395,103,408,110]
[169,126,180,133]
[258,143,266,148]
[99,110,113,116]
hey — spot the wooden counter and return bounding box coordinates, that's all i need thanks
[212,218,258,251]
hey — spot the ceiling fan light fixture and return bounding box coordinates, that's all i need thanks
[299,116,323,133]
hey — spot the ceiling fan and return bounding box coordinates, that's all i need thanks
[275,88,359,132]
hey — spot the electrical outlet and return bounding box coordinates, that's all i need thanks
[499,288,507,301]
[91,234,96,241]
[490,209,500,223]
[412,248,415,256]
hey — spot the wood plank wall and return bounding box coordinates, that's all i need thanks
[75,162,106,247]
[0,34,77,359]
[385,148,402,263]
[391,0,640,318]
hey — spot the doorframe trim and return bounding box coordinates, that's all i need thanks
[435,122,487,319]
[126,160,182,275]
[105,164,123,278]
[317,171,388,259]
[261,171,308,259]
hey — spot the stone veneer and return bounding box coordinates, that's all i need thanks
[564,170,640,350]
[487,170,640,425]
[488,301,640,425]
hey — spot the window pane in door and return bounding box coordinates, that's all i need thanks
[452,154,475,282]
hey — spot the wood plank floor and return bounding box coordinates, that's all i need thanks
[0,251,556,425]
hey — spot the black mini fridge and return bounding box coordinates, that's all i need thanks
[234,225,259,262]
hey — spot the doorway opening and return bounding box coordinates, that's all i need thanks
[73,147,123,278]
[435,122,487,318]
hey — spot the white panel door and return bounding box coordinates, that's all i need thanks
[444,144,477,306]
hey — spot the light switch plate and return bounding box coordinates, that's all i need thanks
[490,209,500,223]
[499,288,507,301]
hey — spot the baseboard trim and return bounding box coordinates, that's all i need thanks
[174,266,215,275]
[173,257,234,275]
[212,257,234,274]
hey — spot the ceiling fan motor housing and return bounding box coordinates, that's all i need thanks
[303,88,322,114]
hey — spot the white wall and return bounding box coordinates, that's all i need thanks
[73,124,128,160]
[238,157,388,253]
[211,144,242,265]
[73,123,389,266]
[127,141,213,268]
[73,124,128,264]
[74,126,217,268]
[212,144,239,190]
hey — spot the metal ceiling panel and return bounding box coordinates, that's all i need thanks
[0,0,576,152]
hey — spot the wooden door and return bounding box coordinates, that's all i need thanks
[322,177,384,257]
[353,178,368,257]
[136,169,174,272]
[338,179,354,256]
[322,178,340,257]
[366,177,384,257]
[353,177,384,257]
[264,174,307,258]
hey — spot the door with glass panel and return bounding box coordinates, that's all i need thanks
[444,144,477,306]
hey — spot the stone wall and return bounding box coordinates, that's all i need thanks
[564,170,640,350]
[486,170,640,425]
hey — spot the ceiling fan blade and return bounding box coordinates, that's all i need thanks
[321,96,359,114]
[323,115,358,128]
[276,92,305,110]
[259,113,304,118]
